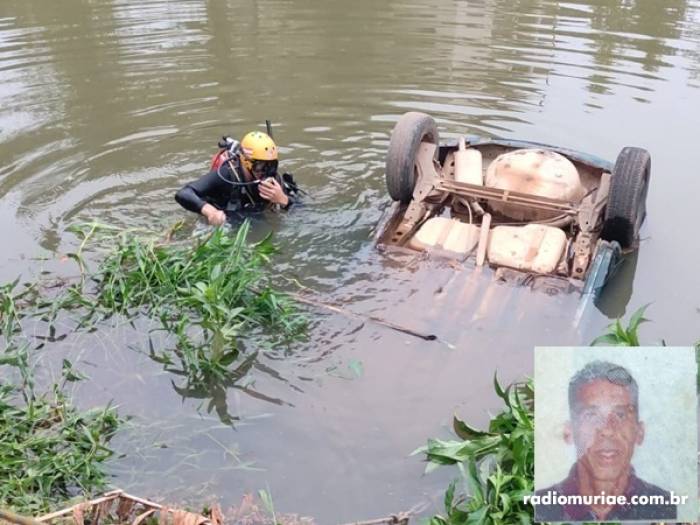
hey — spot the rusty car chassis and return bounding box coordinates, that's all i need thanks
[376,112,651,298]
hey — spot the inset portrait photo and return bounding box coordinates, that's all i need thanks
[533,346,698,523]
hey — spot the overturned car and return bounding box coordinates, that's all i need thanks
[376,112,650,297]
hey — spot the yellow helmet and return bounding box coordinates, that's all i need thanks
[240,131,278,172]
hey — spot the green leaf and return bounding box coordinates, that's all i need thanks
[258,489,276,518]
[0,354,20,367]
[410,444,428,456]
[465,459,484,505]
[220,351,239,367]
[423,438,484,464]
[348,358,364,378]
[453,415,490,440]
[613,319,629,344]
[499,493,511,514]
[444,480,456,511]
[493,372,507,401]
[425,461,443,474]
[627,303,651,337]
[465,506,488,525]
[61,359,87,383]
[590,333,624,346]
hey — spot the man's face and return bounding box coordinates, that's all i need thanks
[566,379,644,482]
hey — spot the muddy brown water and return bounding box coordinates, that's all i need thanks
[1,0,700,522]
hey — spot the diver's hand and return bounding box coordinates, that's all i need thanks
[201,203,226,226]
[259,178,289,206]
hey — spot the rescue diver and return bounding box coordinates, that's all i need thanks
[175,131,299,225]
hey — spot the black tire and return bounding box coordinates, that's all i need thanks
[385,112,439,203]
[601,147,650,249]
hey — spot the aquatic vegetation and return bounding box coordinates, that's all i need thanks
[416,376,535,525]
[590,304,649,346]
[0,221,307,515]
[0,281,20,341]
[0,382,120,515]
[418,307,663,525]
[1,300,120,516]
[62,221,306,386]
[417,374,626,525]
[228,492,315,525]
[258,488,279,525]
[4,221,306,387]
[0,279,38,345]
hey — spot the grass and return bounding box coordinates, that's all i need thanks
[2,291,120,517]
[0,220,306,515]
[63,221,305,386]
[7,221,306,387]
[0,279,38,345]
[417,306,659,525]
[0,381,120,515]
[0,280,20,342]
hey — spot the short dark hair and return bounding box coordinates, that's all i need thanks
[568,360,639,418]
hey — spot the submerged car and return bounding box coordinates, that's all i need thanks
[376,112,650,298]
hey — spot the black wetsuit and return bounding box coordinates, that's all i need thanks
[175,156,298,220]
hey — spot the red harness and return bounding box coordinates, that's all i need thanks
[210,149,231,171]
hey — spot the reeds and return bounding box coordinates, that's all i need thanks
[0,384,119,515]
[62,222,306,386]
[0,221,307,514]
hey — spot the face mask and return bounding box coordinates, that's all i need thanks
[251,159,279,179]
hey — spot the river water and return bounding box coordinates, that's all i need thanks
[1,0,699,522]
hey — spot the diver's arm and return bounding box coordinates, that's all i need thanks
[175,168,231,215]
[174,184,206,213]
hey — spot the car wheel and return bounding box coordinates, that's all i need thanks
[385,112,439,203]
[601,147,650,249]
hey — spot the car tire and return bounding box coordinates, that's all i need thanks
[385,112,439,203]
[601,147,650,249]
